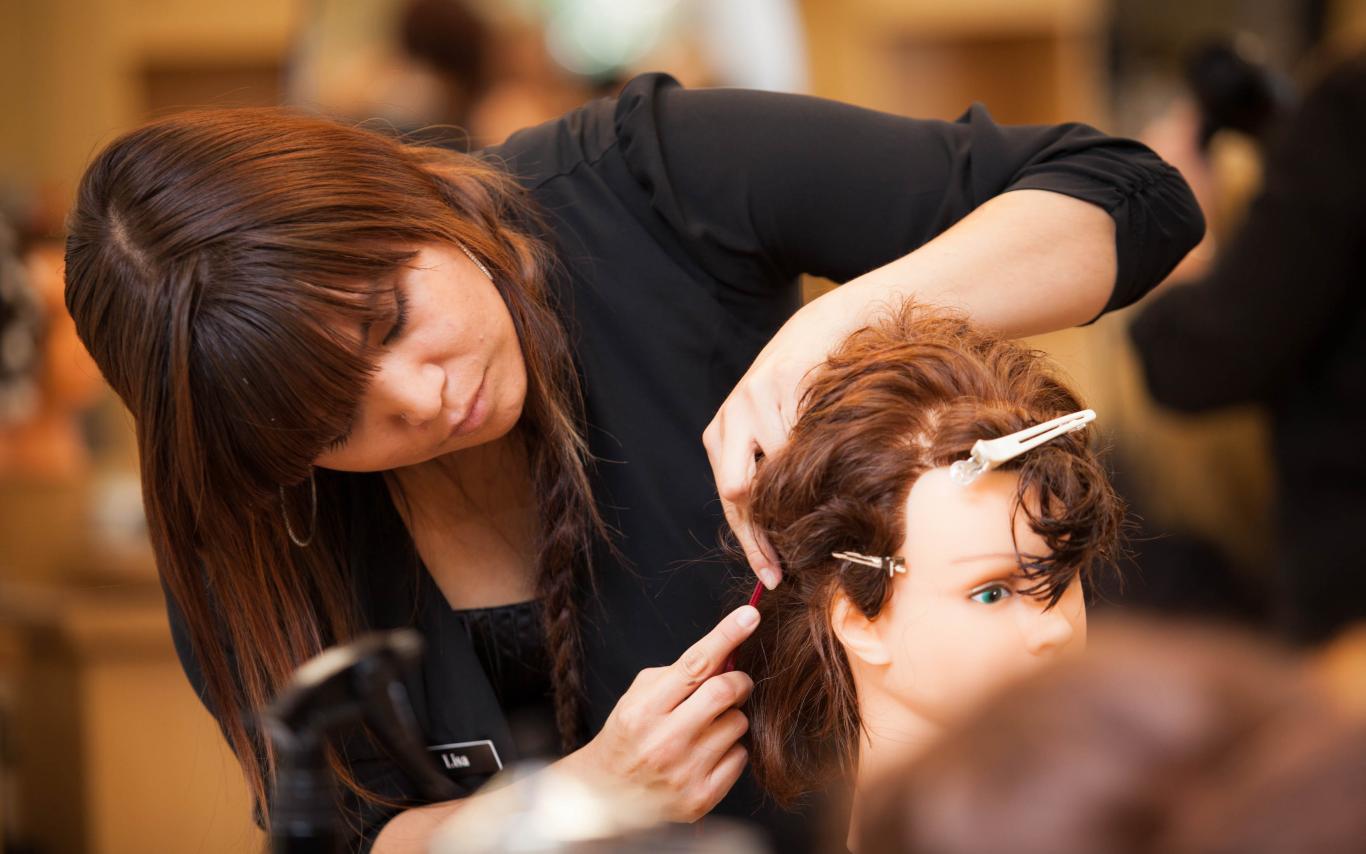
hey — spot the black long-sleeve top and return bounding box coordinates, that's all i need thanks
[167,72,1204,850]
[1130,56,1366,643]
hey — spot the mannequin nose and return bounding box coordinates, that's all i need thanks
[1022,599,1079,657]
[375,359,446,427]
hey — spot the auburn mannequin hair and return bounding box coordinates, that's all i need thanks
[734,301,1124,807]
[64,108,608,823]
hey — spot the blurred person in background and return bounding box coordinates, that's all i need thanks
[1130,52,1366,646]
[286,0,589,148]
[395,0,493,140]
[393,0,599,149]
[856,620,1366,854]
[62,71,1202,852]
[0,216,41,439]
[0,205,139,628]
[289,0,811,150]
[0,218,101,481]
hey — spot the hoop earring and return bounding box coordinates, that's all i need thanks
[279,469,317,548]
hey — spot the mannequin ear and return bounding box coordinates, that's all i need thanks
[831,591,892,667]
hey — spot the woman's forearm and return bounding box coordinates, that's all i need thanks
[839,189,1118,337]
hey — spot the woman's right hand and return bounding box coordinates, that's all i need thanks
[567,604,760,822]
[372,606,759,852]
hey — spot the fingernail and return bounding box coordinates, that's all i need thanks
[758,568,779,591]
[736,605,759,628]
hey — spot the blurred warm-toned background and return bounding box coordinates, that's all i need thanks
[2,1,1365,852]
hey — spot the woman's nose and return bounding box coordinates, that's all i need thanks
[373,357,446,427]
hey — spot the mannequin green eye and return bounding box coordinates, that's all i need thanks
[969,584,1012,605]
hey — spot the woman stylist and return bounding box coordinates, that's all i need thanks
[63,73,1202,852]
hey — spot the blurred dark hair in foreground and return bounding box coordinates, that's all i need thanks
[858,619,1366,854]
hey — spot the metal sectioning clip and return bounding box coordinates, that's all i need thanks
[948,409,1097,487]
[832,550,907,578]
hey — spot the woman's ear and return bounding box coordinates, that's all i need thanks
[831,591,892,667]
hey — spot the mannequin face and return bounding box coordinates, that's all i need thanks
[834,467,1086,732]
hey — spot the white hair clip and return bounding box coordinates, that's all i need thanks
[833,551,907,578]
[949,409,1097,487]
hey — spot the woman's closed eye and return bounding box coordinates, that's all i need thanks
[380,285,409,346]
[323,409,358,452]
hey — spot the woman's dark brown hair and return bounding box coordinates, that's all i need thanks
[733,301,1124,807]
[63,108,607,820]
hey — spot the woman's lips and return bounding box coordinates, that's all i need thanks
[445,372,489,440]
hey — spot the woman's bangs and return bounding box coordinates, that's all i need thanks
[188,248,414,496]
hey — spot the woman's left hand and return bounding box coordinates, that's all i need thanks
[703,285,870,590]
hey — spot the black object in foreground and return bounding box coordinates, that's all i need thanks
[263,629,457,854]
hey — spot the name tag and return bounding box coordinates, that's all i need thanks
[427,739,503,778]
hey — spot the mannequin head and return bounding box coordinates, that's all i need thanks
[735,302,1123,806]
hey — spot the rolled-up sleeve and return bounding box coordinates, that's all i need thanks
[612,73,1204,317]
